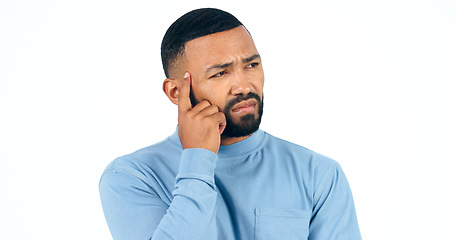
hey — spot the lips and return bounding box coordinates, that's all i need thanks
[231,98,257,113]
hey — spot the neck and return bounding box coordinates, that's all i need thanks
[220,134,252,146]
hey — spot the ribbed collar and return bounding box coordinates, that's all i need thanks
[169,127,267,160]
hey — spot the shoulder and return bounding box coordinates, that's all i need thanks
[260,131,348,199]
[263,131,339,169]
[101,136,182,181]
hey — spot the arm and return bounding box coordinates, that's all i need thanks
[153,148,218,239]
[100,72,226,239]
[99,148,219,240]
[309,163,362,240]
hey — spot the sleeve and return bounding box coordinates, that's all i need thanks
[309,163,362,240]
[99,148,219,240]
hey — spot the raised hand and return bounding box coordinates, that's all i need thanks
[177,72,226,154]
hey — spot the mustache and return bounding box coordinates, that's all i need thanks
[189,88,262,112]
[224,92,262,112]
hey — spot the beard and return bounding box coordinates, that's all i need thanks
[190,90,264,138]
[221,92,263,138]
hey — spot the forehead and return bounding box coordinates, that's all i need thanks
[184,26,259,69]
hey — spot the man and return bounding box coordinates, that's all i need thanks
[99,8,362,240]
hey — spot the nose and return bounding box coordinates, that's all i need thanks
[230,71,252,96]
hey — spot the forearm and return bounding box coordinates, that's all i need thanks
[99,148,219,240]
[152,148,218,239]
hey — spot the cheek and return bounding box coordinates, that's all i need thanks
[248,69,265,93]
[193,83,228,109]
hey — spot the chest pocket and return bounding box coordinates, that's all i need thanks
[254,208,311,240]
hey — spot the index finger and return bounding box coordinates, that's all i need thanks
[178,72,192,113]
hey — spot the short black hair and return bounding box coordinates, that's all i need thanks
[161,8,243,78]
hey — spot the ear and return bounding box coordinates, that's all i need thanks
[162,78,180,105]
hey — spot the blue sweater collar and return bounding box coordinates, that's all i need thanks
[170,127,266,159]
[218,130,266,159]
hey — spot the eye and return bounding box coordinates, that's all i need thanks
[247,62,260,68]
[210,70,227,78]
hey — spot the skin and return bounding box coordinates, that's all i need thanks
[163,26,264,153]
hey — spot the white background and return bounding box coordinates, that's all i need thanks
[1,0,454,239]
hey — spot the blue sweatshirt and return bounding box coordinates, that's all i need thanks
[99,129,362,239]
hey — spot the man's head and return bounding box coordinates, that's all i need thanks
[161,8,244,79]
[162,8,264,139]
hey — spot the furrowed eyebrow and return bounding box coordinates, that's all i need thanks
[206,62,233,73]
[205,54,261,73]
[242,54,261,63]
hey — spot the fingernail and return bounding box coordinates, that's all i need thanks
[184,72,189,80]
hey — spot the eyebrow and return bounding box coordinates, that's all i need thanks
[243,54,261,63]
[205,54,261,73]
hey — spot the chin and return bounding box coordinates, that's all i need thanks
[221,113,262,138]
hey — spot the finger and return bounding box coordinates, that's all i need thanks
[178,72,192,114]
[197,104,221,117]
[212,112,227,135]
[191,100,212,113]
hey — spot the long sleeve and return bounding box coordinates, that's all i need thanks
[309,163,362,239]
[99,130,362,239]
[99,148,218,240]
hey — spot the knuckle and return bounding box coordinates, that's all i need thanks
[209,105,219,112]
[215,112,226,119]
